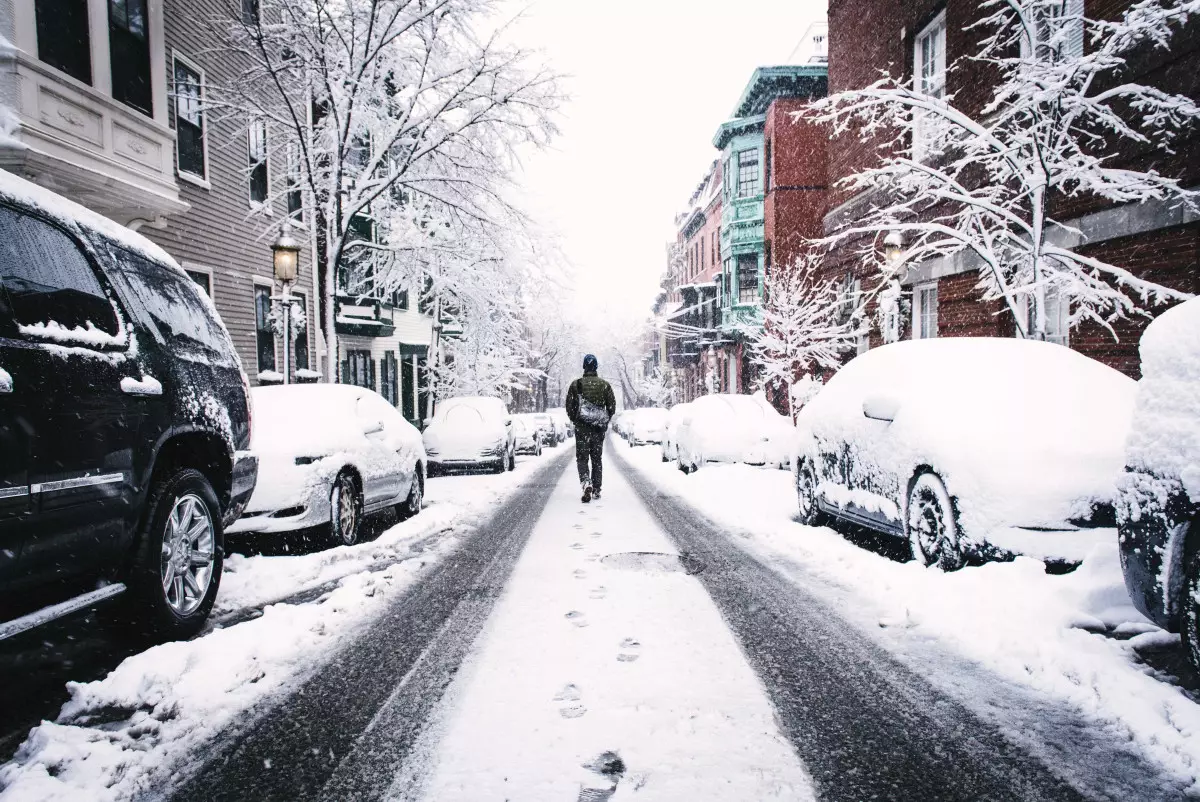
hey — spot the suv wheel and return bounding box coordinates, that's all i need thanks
[122,468,222,639]
[906,472,964,571]
[1182,525,1200,673]
[329,471,362,547]
[507,447,516,472]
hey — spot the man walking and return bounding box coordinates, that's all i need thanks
[565,354,617,503]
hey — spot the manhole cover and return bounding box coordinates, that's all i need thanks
[600,552,704,575]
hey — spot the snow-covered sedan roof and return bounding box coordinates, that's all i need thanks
[437,395,509,421]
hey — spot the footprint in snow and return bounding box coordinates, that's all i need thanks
[590,531,602,539]
[578,751,626,801]
[573,569,587,579]
[589,586,607,600]
[573,523,583,530]
[617,638,641,662]
[565,611,589,627]
[570,542,584,550]
[554,683,587,719]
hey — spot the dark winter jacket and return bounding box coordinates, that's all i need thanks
[566,371,617,433]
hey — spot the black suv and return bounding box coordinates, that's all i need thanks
[0,172,256,639]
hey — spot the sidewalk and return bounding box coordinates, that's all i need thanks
[403,451,815,801]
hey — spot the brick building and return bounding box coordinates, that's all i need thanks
[822,0,1200,378]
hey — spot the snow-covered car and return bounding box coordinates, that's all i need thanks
[625,407,669,446]
[676,394,795,472]
[228,384,425,548]
[530,412,558,446]
[1116,299,1200,671]
[423,395,516,474]
[510,416,543,456]
[660,403,693,462]
[794,338,1136,570]
[547,408,572,440]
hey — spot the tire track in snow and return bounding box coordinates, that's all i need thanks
[613,445,1097,802]
[167,452,571,802]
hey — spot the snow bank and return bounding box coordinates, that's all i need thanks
[618,441,1200,794]
[0,454,553,801]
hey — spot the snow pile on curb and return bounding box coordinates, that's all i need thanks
[617,441,1200,793]
[0,456,554,802]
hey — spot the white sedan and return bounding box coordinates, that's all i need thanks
[228,384,426,547]
[625,407,669,446]
[422,396,516,474]
[794,338,1136,569]
[676,394,795,472]
[660,403,692,463]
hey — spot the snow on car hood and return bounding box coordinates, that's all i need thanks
[1122,298,1200,503]
[796,338,1136,534]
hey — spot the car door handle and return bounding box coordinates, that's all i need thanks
[121,375,163,396]
[0,367,11,394]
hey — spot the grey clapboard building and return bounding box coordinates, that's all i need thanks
[0,0,435,418]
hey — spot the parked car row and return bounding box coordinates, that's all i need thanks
[0,170,564,646]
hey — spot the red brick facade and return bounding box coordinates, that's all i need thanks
[824,0,1200,378]
[764,98,828,274]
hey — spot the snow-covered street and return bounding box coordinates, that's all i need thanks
[5,438,1198,800]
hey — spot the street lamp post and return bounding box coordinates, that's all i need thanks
[272,222,302,384]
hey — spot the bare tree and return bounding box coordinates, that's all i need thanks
[215,0,562,380]
[749,255,860,418]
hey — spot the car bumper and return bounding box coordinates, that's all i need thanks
[228,485,330,534]
[429,456,503,472]
[224,452,259,528]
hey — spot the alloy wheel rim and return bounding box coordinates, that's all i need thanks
[337,476,358,543]
[409,477,422,513]
[160,494,215,616]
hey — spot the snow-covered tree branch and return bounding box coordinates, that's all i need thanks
[212,0,562,381]
[750,255,861,418]
[804,0,1199,341]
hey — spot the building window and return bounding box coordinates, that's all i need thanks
[286,143,304,220]
[109,0,152,115]
[37,0,92,85]
[381,352,399,406]
[1025,0,1084,62]
[249,119,269,206]
[737,253,758,304]
[344,350,374,390]
[914,282,938,339]
[173,57,207,180]
[736,149,760,198]
[293,294,309,370]
[241,0,259,25]
[254,285,276,373]
[1018,289,1070,346]
[913,11,947,161]
[186,269,211,296]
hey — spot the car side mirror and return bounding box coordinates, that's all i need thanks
[862,394,899,423]
[362,419,385,435]
[505,419,512,426]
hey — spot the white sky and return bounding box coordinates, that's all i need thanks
[506,0,828,331]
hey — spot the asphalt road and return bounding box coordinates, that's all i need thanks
[610,445,1182,802]
[163,450,572,802]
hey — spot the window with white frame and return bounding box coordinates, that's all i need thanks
[249,119,269,206]
[1017,288,1070,346]
[914,282,938,339]
[173,56,206,180]
[913,11,947,162]
[1024,0,1084,62]
[736,149,760,198]
[286,142,303,220]
[737,253,759,304]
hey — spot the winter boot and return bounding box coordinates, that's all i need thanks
[581,483,592,503]
[592,488,601,500]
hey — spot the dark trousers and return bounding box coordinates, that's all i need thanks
[576,428,605,490]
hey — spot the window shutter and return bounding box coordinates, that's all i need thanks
[1066,0,1085,58]
[341,359,350,384]
[369,359,377,391]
